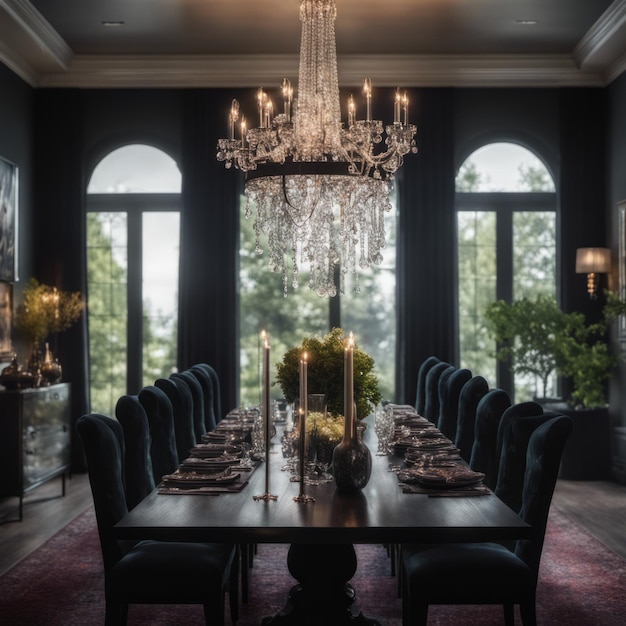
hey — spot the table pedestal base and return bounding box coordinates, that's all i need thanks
[261,544,382,626]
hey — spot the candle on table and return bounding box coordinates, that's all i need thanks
[344,332,354,427]
[299,352,308,486]
[263,333,271,464]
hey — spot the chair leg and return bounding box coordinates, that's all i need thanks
[240,543,249,603]
[105,600,128,626]
[520,599,537,626]
[230,549,240,623]
[503,603,515,626]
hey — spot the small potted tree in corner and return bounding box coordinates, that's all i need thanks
[484,292,626,479]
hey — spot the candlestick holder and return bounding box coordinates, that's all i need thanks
[293,398,315,503]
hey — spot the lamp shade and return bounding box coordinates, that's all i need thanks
[575,247,611,274]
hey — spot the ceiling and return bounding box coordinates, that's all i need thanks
[1,0,625,88]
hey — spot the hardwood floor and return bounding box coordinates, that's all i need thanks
[552,479,626,560]
[0,474,624,577]
[0,472,92,577]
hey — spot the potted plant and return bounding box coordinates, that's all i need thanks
[274,327,381,420]
[484,291,626,479]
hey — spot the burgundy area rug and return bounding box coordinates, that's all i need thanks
[0,505,624,625]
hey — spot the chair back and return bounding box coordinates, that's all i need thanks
[415,356,440,414]
[437,368,471,441]
[469,388,511,489]
[193,362,222,424]
[138,385,179,483]
[495,401,543,473]
[171,371,206,441]
[515,415,573,578]
[76,414,129,569]
[494,407,555,513]
[189,366,217,431]
[115,395,155,510]
[424,362,453,423]
[454,375,489,462]
[155,377,196,460]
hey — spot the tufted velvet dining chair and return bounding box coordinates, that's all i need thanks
[437,368,471,441]
[76,413,236,626]
[138,385,179,484]
[454,375,489,462]
[193,363,223,424]
[415,356,440,415]
[469,388,511,490]
[115,395,155,511]
[171,371,207,442]
[188,367,218,432]
[494,407,560,515]
[155,377,196,461]
[401,414,572,626]
[423,362,454,424]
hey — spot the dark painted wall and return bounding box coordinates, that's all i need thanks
[1,59,625,480]
[608,72,626,482]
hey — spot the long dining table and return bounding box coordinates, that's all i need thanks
[114,409,530,624]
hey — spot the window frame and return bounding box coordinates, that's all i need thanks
[86,192,181,396]
[456,191,557,396]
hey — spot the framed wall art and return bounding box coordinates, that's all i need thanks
[0,156,18,282]
[0,281,12,360]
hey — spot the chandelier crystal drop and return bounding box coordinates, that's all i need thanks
[217,0,417,297]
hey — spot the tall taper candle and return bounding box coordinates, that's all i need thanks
[344,333,354,431]
[298,352,308,488]
[263,334,270,464]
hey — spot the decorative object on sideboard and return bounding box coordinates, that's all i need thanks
[11,278,83,385]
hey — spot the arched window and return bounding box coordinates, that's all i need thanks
[86,144,181,415]
[456,142,556,400]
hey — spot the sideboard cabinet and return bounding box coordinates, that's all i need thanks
[0,383,71,520]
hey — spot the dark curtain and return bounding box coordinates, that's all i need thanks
[559,88,607,321]
[396,89,457,405]
[33,89,89,471]
[178,90,242,413]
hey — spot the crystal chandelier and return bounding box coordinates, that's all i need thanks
[217,0,417,296]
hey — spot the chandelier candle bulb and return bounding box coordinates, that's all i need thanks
[402,91,409,126]
[348,95,356,126]
[229,99,240,140]
[282,78,293,121]
[240,117,247,149]
[394,89,401,125]
[364,77,372,122]
[257,88,266,127]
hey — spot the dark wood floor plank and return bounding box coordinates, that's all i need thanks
[0,472,92,576]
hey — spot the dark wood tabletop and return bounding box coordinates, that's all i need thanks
[114,419,530,546]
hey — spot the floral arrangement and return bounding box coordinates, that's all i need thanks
[14,278,84,348]
[275,327,381,419]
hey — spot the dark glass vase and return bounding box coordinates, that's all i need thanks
[332,407,372,491]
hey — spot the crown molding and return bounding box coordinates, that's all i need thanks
[573,0,626,70]
[36,53,607,89]
[0,0,72,70]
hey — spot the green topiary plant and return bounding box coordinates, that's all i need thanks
[484,291,626,409]
[274,327,381,419]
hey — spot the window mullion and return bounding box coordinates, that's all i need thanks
[127,210,143,394]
